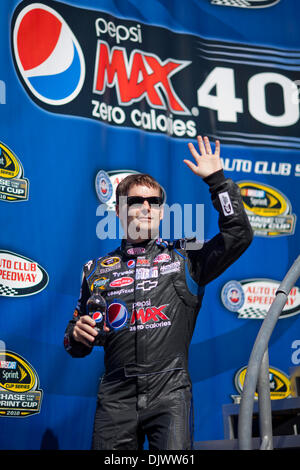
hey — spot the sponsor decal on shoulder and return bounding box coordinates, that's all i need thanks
[153,253,171,264]
[84,260,94,272]
[0,250,49,297]
[127,260,135,269]
[0,142,29,202]
[232,365,290,404]
[0,350,43,417]
[238,181,297,237]
[221,279,300,319]
[91,277,109,290]
[218,191,234,216]
[100,256,120,267]
[160,261,181,275]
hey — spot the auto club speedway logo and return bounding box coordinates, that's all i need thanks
[11,0,300,149]
[0,250,49,297]
[221,279,300,319]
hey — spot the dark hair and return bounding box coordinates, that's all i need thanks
[116,173,163,206]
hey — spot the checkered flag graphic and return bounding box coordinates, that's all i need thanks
[211,0,251,7]
[0,284,18,296]
[238,307,267,319]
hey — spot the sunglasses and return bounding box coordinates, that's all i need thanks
[126,196,163,207]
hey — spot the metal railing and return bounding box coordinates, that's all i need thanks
[238,255,300,450]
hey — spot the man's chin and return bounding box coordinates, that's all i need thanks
[127,223,159,242]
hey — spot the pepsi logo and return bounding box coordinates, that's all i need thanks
[127,260,135,269]
[107,301,128,330]
[12,3,85,105]
[92,311,103,323]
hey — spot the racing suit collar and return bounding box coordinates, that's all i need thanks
[121,237,159,258]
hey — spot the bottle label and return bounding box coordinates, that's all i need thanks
[91,311,103,323]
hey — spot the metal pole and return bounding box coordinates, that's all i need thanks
[238,255,300,450]
[257,349,273,450]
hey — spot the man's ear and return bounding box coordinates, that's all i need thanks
[115,204,119,217]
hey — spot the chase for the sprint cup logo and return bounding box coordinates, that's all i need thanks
[0,142,29,202]
[0,350,43,417]
[11,0,300,148]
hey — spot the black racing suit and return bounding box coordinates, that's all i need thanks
[64,170,253,450]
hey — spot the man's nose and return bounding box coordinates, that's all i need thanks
[141,200,151,210]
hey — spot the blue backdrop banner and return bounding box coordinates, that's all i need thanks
[0,0,299,449]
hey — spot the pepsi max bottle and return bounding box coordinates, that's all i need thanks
[86,286,107,346]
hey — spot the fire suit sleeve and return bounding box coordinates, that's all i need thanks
[185,169,253,286]
[63,274,94,358]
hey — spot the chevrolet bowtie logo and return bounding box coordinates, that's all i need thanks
[136,280,158,291]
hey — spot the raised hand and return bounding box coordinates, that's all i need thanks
[184,135,222,179]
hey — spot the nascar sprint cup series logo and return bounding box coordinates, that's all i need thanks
[232,365,290,404]
[0,142,29,202]
[11,0,300,148]
[0,350,43,417]
[238,181,297,237]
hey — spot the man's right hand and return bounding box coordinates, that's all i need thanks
[73,315,110,347]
